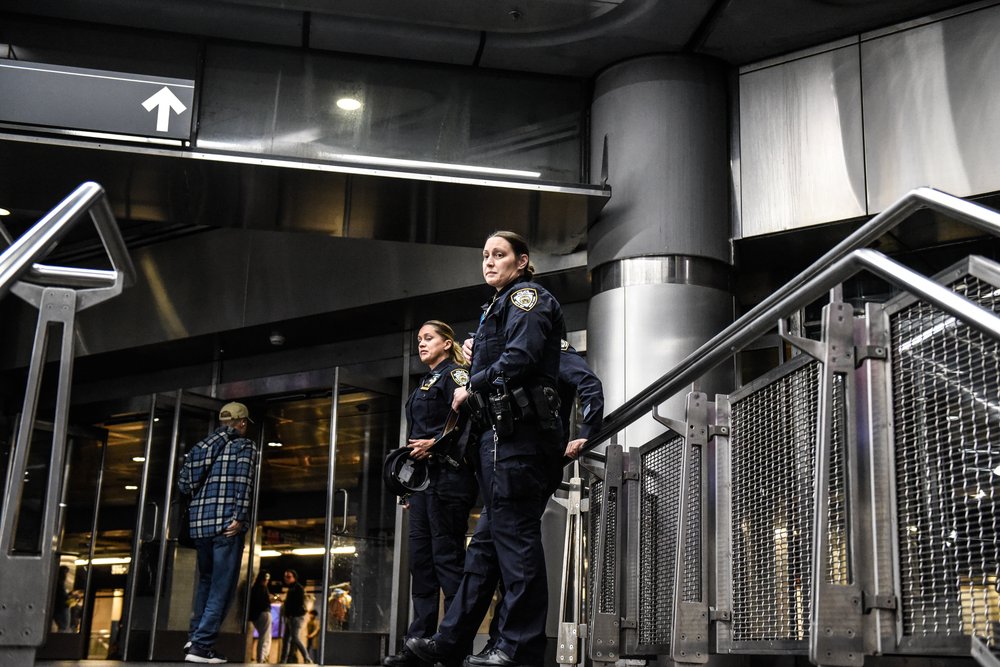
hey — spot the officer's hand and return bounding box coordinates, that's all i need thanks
[408,438,435,460]
[222,519,242,537]
[452,386,470,412]
[565,438,587,459]
[462,337,474,359]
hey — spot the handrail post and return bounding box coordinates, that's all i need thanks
[0,183,133,667]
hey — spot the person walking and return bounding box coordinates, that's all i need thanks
[249,570,273,663]
[281,569,313,664]
[179,401,258,664]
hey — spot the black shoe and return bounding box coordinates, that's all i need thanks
[463,648,522,667]
[185,644,228,664]
[406,637,454,665]
[385,645,430,667]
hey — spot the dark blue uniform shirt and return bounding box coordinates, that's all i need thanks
[405,359,470,460]
[469,277,564,394]
[559,342,605,440]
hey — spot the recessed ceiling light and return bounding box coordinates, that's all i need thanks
[0,208,10,216]
[125,485,138,490]
[268,441,283,448]
[132,456,146,462]
[336,97,362,111]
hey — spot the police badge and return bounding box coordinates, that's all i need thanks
[450,368,469,386]
[510,288,538,311]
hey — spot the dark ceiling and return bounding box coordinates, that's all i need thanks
[2,0,979,76]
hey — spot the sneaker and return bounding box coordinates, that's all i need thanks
[185,644,228,664]
[184,641,192,653]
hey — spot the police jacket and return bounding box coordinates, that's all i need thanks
[469,275,564,395]
[559,342,605,440]
[405,359,471,462]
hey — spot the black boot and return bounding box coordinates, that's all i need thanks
[406,637,455,665]
[384,645,429,667]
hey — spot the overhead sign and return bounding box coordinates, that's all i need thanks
[0,61,194,141]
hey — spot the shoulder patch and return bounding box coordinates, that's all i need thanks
[560,339,570,351]
[510,287,538,311]
[450,368,470,386]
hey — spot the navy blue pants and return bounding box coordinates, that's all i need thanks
[406,467,477,640]
[435,421,562,666]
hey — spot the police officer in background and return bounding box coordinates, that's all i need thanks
[384,320,478,667]
[408,231,564,667]
[557,339,604,460]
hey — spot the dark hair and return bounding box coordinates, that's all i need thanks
[284,569,298,581]
[421,320,468,366]
[254,570,270,585]
[487,230,535,279]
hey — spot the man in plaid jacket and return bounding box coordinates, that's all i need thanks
[178,401,258,664]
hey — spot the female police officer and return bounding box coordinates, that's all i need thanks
[408,231,565,667]
[383,320,478,667]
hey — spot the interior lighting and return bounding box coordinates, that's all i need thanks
[336,97,362,111]
[125,485,138,490]
[0,207,10,216]
[259,550,282,558]
[291,547,327,556]
[132,456,146,462]
[268,442,283,448]
[75,556,132,566]
[332,545,356,555]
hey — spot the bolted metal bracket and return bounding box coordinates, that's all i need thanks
[862,592,896,614]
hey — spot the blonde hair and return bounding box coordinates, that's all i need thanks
[487,230,535,278]
[421,320,468,366]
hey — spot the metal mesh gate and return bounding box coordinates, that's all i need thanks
[729,359,821,647]
[890,269,1000,651]
[637,435,686,648]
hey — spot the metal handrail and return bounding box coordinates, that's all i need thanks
[0,181,135,300]
[582,187,1000,453]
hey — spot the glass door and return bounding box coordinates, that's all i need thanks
[249,374,399,665]
[33,422,108,661]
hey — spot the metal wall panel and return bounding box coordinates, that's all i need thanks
[862,4,1000,212]
[739,44,866,237]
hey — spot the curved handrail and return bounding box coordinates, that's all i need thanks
[0,181,136,300]
[581,187,1000,454]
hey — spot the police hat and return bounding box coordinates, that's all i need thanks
[382,447,430,496]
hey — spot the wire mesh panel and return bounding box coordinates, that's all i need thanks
[588,478,606,620]
[637,435,685,649]
[827,373,850,586]
[890,270,1000,652]
[729,359,821,649]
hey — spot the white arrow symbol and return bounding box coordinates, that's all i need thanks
[142,86,187,132]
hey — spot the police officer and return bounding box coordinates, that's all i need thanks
[408,231,564,667]
[384,320,478,667]
[557,339,604,460]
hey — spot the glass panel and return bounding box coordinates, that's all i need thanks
[86,409,156,659]
[200,44,586,182]
[56,430,106,634]
[326,387,399,635]
[253,393,334,664]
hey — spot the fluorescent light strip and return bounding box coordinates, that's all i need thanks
[75,556,132,566]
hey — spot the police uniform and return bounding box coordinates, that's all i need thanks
[432,275,565,667]
[401,359,478,647]
[558,340,604,443]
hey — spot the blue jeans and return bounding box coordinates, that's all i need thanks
[189,532,246,649]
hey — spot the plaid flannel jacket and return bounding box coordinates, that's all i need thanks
[178,424,258,539]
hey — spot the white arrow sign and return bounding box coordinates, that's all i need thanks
[142,86,187,132]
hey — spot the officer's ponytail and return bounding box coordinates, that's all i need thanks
[488,230,534,279]
[422,320,468,367]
